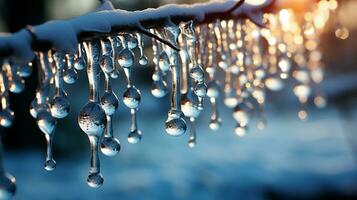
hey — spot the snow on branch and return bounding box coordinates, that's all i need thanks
[0,0,273,62]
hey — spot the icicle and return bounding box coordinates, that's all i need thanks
[150,29,168,98]
[206,23,222,131]
[2,60,25,94]
[74,43,86,71]
[127,34,138,50]
[118,35,142,144]
[159,20,187,136]
[181,21,207,110]
[50,52,71,119]
[63,54,78,84]
[0,66,14,128]
[78,41,106,188]
[110,36,122,79]
[136,32,148,66]
[36,51,57,171]
[180,22,202,146]
[188,117,196,148]
[0,137,16,199]
[17,62,33,78]
[99,38,120,156]
[128,108,141,143]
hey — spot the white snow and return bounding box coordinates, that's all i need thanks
[0,30,34,61]
[0,0,272,61]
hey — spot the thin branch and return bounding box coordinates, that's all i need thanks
[225,0,245,14]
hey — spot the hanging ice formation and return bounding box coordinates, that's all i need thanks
[0,0,341,195]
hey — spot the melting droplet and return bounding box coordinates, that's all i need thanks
[17,62,32,77]
[99,40,121,156]
[63,54,78,84]
[118,34,143,143]
[35,51,58,171]
[136,32,148,66]
[128,108,142,144]
[74,43,86,70]
[78,41,106,188]
[188,117,196,148]
[151,30,168,98]
[162,35,187,136]
[51,52,71,119]
[3,60,25,94]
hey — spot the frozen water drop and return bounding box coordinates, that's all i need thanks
[36,110,56,135]
[50,96,71,119]
[99,55,114,74]
[0,109,14,128]
[189,66,204,82]
[75,56,86,70]
[44,159,56,171]
[9,77,25,94]
[194,82,207,97]
[139,56,148,66]
[165,110,187,136]
[29,99,39,118]
[188,139,196,148]
[118,48,134,68]
[78,102,106,137]
[127,36,138,49]
[87,172,104,188]
[100,137,120,156]
[209,118,221,131]
[17,63,32,77]
[158,52,170,72]
[110,70,120,79]
[181,90,200,118]
[136,32,148,66]
[63,68,78,84]
[100,91,119,116]
[128,129,142,144]
[151,81,168,98]
[123,87,141,109]
[165,117,187,136]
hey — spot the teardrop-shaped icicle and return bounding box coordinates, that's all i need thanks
[64,54,78,84]
[188,117,196,148]
[164,50,187,136]
[128,108,141,144]
[78,41,106,188]
[51,52,71,118]
[36,110,57,171]
[87,135,104,188]
[100,115,120,156]
[75,43,86,70]
[136,32,148,66]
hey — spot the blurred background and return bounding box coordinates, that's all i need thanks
[0,0,357,199]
